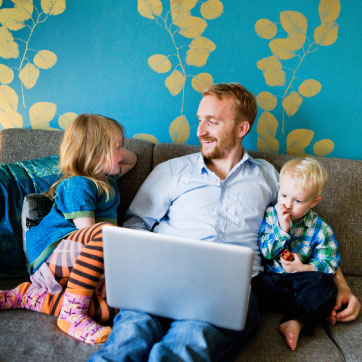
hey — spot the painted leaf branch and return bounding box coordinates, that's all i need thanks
[0,0,70,130]
[255,0,340,156]
[137,0,223,143]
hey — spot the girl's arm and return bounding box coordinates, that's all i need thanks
[73,217,95,229]
[120,149,137,176]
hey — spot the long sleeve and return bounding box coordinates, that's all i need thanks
[123,162,175,231]
[259,206,291,260]
[307,220,341,274]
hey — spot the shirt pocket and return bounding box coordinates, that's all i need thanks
[174,176,219,213]
[228,192,265,232]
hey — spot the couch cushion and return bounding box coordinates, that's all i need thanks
[0,278,101,361]
[0,155,60,278]
[235,312,344,361]
[0,128,63,164]
[325,276,362,362]
[0,277,360,361]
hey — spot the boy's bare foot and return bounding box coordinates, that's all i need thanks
[280,320,303,351]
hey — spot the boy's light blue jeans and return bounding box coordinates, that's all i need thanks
[89,289,259,362]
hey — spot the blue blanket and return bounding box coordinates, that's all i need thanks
[0,155,60,278]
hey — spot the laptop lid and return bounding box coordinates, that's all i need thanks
[103,225,254,331]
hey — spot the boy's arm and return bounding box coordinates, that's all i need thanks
[281,219,340,274]
[120,149,137,176]
[259,207,291,259]
[328,267,361,324]
[302,221,341,274]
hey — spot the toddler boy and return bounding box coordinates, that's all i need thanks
[253,157,340,350]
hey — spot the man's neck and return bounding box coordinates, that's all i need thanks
[205,148,244,180]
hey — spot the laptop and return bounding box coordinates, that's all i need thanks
[102,225,254,331]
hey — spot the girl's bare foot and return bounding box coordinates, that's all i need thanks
[280,320,303,351]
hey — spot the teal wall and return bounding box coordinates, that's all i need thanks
[0,0,361,159]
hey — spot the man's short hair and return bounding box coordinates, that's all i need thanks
[280,157,329,197]
[202,83,257,129]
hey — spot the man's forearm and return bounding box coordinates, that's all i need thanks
[334,267,351,291]
[123,215,152,231]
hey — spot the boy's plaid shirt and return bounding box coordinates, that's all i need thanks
[259,206,341,274]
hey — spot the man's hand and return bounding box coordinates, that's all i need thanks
[276,203,290,233]
[328,286,361,324]
[328,267,361,324]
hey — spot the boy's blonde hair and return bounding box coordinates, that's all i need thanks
[48,114,124,201]
[280,157,328,197]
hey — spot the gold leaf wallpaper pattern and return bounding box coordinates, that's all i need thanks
[0,0,76,130]
[136,0,223,144]
[0,0,359,159]
[255,0,340,157]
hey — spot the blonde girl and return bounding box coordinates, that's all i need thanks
[0,114,137,345]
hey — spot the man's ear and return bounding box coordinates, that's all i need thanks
[311,196,322,208]
[238,121,250,138]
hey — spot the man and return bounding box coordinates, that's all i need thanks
[90,83,360,362]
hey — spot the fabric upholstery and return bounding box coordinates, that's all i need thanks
[0,128,63,164]
[0,278,103,362]
[325,276,362,362]
[0,129,361,362]
[0,155,60,278]
[234,312,344,361]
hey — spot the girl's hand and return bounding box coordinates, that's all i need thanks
[276,203,291,233]
[119,149,137,176]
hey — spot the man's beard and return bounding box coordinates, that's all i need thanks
[200,132,239,160]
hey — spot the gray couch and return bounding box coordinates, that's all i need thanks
[0,128,361,362]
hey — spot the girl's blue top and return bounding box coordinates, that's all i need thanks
[26,175,119,273]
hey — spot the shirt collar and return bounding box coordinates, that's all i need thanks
[291,209,315,228]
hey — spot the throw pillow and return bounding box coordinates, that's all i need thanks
[21,193,54,268]
[0,155,60,278]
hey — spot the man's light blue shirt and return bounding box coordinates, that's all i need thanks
[124,151,279,275]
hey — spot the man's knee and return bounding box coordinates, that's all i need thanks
[115,310,163,337]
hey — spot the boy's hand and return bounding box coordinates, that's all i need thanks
[276,203,291,233]
[280,253,304,273]
[281,253,316,273]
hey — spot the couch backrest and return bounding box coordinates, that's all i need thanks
[1,129,361,276]
[0,128,153,224]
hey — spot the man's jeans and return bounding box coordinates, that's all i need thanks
[89,288,259,362]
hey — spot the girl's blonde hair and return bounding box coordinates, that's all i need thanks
[280,157,328,197]
[48,114,124,201]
